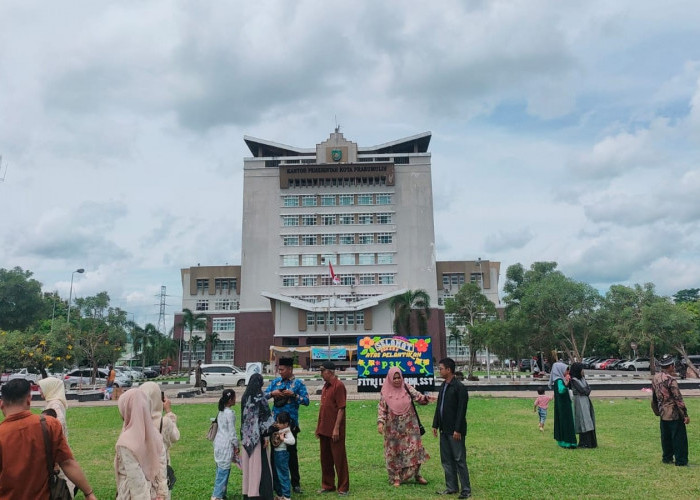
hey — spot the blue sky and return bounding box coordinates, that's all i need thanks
[1,1,699,329]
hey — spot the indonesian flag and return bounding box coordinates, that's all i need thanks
[329,262,340,285]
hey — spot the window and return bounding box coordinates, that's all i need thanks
[301,276,316,287]
[196,299,209,311]
[283,236,299,246]
[321,254,337,265]
[470,273,481,284]
[339,253,355,265]
[282,215,299,226]
[377,253,394,264]
[215,298,234,310]
[339,195,354,206]
[376,193,392,205]
[357,194,373,205]
[340,274,354,286]
[196,279,209,293]
[356,311,364,325]
[301,215,317,226]
[359,253,374,265]
[307,312,315,326]
[301,235,317,246]
[376,213,392,224]
[215,278,237,292]
[282,255,298,267]
[322,215,336,225]
[301,254,317,266]
[212,317,236,332]
[336,313,344,326]
[378,273,395,284]
[339,215,354,225]
[282,276,298,287]
[358,214,373,224]
[283,195,299,207]
[377,233,392,244]
[316,313,325,326]
[302,195,317,207]
[347,313,354,326]
[358,233,374,245]
[321,234,336,245]
[339,234,355,245]
[359,274,374,285]
[321,195,336,206]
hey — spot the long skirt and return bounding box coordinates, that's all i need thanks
[241,442,274,499]
[383,410,429,483]
[553,385,577,448]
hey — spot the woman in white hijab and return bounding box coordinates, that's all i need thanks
[115,389,167,500]
[140,382,180,499]
[38,377,75,497]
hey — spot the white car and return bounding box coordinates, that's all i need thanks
[189,364,246,388]
[619,358,650,371]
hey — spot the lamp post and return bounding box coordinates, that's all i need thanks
[66,268,85,324]
[476,258,491,380]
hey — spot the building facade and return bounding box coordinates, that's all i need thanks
[174,131,500,368]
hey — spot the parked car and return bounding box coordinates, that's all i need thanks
[189,363,246,388]
[518,359,532,372]
[606,359,628,370]
[141,367,159,378]
[583,358,604,370]
[619,358,650,371]
[63,368,132,389]
[0,367,40,383]
[597,358,619,370]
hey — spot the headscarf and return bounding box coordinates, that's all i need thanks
[38,377,68,409]
[569,362,584,380]
[116,389,163,482]
[548,361,568,389]
[139,381,164,426]
[380,367,412,416]
[240,373,274,456]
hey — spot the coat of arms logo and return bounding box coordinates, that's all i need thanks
[331,149,343,162]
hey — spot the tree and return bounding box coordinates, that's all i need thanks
[673,288,700,304]
[178,309,207,371]
[190,335,203,363]
[643,299,698,377]
[389,290,431,336]
[205,330,221,363]
[444,282,497,378]
[0,267,48,330]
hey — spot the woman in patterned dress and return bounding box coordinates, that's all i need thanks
[377,366,432,487]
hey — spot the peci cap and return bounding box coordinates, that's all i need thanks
[278,357,294,367]
[320,360,336,371]
[658,354,675,367]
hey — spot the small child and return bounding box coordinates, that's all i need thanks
[272,410,296,500]
[534,386,553,432]
[41,408,58,419]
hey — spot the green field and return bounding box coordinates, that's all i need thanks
[21,396,700,499]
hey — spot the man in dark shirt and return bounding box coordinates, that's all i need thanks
[651,354,690,466]
[432,357,471,498]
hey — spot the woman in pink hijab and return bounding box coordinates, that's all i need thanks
[377,366,433,487]
[114,389,167,499]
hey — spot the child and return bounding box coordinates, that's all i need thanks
[212,389,238,500]
[534,386,553,432]
[41,408,58,418]
[272,410,296,500]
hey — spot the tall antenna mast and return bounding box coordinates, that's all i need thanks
[157,285,167,336]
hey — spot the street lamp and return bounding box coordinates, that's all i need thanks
[66,268,85,324]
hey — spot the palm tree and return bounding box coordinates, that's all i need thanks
[177,308,207,371]
[206,330,221,363]
[389,289,431,336]
[142,323,160,366]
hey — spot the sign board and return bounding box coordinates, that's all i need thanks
[356,336,434,393]
[311,347,347,360]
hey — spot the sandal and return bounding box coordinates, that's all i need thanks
[416,476,428,485]
[393,480,401,487]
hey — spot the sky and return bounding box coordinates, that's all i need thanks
[1,1,699,331]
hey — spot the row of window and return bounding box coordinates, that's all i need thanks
[282,273,396,287]
[292,293,378,303]
[285,176,389,188]
[307,311,365,326]
[195,300,240,312]
[441,273,483,288]
[282,233,393,246]
[283,193,393,207]
[196,278,238,292]
[282,252,394,267]
[189,340,235,363]
[282,213,393,226]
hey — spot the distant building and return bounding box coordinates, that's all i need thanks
[174,131,500,368]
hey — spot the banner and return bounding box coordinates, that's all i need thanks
[356,336,434,392]
[311,347,347,360]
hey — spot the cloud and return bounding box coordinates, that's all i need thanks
[484,228,535,253]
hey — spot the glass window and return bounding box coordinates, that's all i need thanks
[322,215,336,225]
[282,215,299,226]
[377,253,394,264]
[306,312,315,326]
[359,253,374,265]
[214,278,237,292]
[357,194,373,205]
[212,317,236,332]
[339,253,355,265]
[283,236,299,246]
[376,213,392,224]
[301,215,317,226]
[359,274,374,285]
[347,313,354,326]
[196,279,209,293]
[376,193,392,205]
[336,313,344,326]
[321,234,336,245]
[302,195,317,207]
[378,273,395,284]
[356,311,364,325]
[340,275,354,286]
[214,299,232,310]
[196,299,209,311]
[321,254,337,265]
[316,313,325,326]
[321,195,336,206]
[358,233,374,244]
[358,214,373,224]
[377,233,392,244]
[282,276,298,287]
[339,194,354,206]
[339,234,355,245]
[302,276,316,287]
[339,215,354,225]
[301,235,317,245]
[283,195,299,207]
[282,255,298,267]
[301,254,317,266]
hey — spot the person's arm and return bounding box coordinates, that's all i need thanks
[432,385,441,437]
[651,387,661,416]
[670,381,689,423]
[332,381,346,441]
[377,396,387,433]
[407,384,429,405]
[283,428,296,446]
[264,380,278,399]
[163,400,181,444]
[296,380,310,406]
[453,384,468,441]
[59,459,97,500]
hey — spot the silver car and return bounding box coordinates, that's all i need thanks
[63,368,132,389]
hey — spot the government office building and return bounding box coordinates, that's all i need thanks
[174,131,500,368]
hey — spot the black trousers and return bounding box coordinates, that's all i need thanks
[439,432,471,495]
[660,419,688,466]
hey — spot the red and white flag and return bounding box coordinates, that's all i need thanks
[329,262,340,285]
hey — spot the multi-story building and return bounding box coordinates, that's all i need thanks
[174,131,500,368]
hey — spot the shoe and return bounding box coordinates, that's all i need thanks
[459,493,471,499]
[337,491,349,496]
[436,490,458,495]
[393,480,400,487]
[317,489,335,494]
[293,486,303,494]
[415,476,428,485]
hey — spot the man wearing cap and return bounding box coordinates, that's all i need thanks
[651,354,690,466]
[265,357,310,493]
[315,361,349,496]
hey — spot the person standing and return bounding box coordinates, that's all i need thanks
[264,357,309,494]
[549,360,576,449]
[211,389,238,500]
[651,354,690,466]
[533,386,552,432]
[377,366,431,487]
[569,363,597,448]
[271,411,296,500]
[241,373,276,499]
[432,357,471,499]
[195,360,204,394]
[106,364,116,400]
[315,361,349,496]
[0,379,97,500]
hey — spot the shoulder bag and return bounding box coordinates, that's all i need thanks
[39,415,73,500]
[160,417,176,489]
[404,384,426,435]
[206,415,218,441]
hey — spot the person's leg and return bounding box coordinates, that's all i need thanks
[660,420,675,463]
[439,432,459,493]
[289,425,301,490]
[447,434,471,496]
[275,450,291,498]
[331,435,350,493]
[671,420,689,466]
[319,436,336,492]
[212,466,230,499]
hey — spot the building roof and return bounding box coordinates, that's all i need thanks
[244,132,432,158]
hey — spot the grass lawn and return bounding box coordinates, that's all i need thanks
[27,395,700,499]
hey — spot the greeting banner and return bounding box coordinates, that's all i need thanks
[356,336,434,393]
[311,347,347,360]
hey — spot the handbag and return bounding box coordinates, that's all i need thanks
[206,415,219,441]
[160,417,176,490]
[404,385,426,436]
[39,415,73,500]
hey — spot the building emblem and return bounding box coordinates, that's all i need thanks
[331,149,343,162]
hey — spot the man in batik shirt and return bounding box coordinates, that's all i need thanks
[651,354,690,466]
